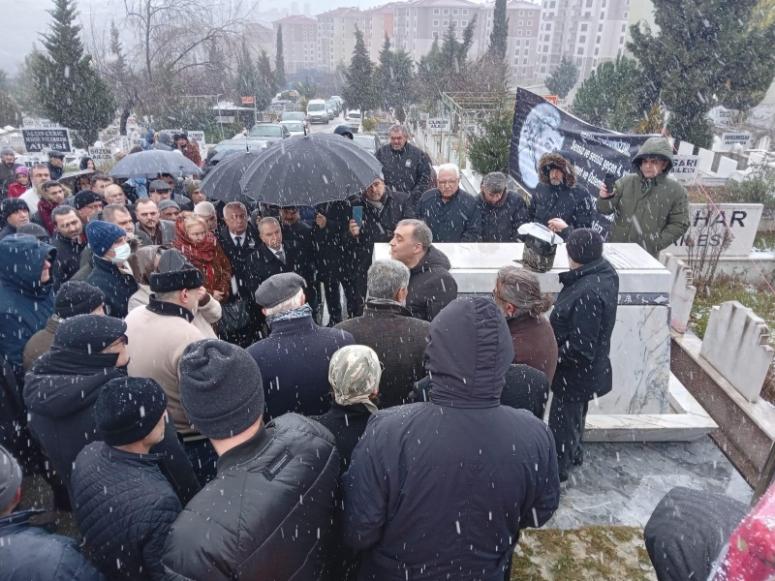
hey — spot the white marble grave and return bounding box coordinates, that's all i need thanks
[700,301,775,403]
[661,253,697,334]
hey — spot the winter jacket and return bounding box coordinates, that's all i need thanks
[313,200,350,276]
[135,220,176,247]
[508,314,558,383]
[162,414,340,581]
[0,235,55,378]
[406,245,458,322]
[7,181,26,199]
[128,284,220,338]
[416,188,482,242]
[52,233,87,289]
[22,316,59,371]
[0,161,19,196]
[281,220,317,289]
[254,242,295,284]
[314,402,372,474]
[247,313,354,420]
[0,509,105,581]
[597,137,690,256]
[343,297,560,581]
[478,191,530,242]
[85,257,138,318]
[550,258,619,402]
[335,300,430,408]
[216,224,263,300]
[375,142,432,207]
[71,441,183,581]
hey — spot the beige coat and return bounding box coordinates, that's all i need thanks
[128,284,221,338]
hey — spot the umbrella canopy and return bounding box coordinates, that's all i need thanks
[58,169,95,185]
[238,133,383,206]
[109,150,202,179]
[201,151,261,202]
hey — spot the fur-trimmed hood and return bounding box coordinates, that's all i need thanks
[538,153,576,187]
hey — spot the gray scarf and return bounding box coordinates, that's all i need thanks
[267,304,313,327]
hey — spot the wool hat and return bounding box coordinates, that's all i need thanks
[0,445,22,511]
[48,150,65,159]
[149,179,171,193]
[74,190,104,210]
[565,228,604,265]
[180,339,264,439]
[86,220,125,257]
[14,166,29,176]
[53,314,127,352]
[149,249,204,292]
[158,199,180,212]
[254,272,306,308]
[2,198,28,220]
[55,281,105,318]
[95,377,167,446]
[0,147,15,156]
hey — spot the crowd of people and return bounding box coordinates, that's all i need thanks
[0,125,739,581]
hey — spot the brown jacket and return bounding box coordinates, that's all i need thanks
[22,317,59,371]
[508,314,558,383]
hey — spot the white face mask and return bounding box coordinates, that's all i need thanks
[110,242,131,264]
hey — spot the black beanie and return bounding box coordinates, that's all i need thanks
[2,198,28,220]
[179,339,264,439]
[55,281,105,318]
[565,228,604,264]
[53,314,127,352]
[95,377,167,446]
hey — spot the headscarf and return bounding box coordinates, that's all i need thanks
[328,345,381,414]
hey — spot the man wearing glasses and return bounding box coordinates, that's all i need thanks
[597,137,689,257]
[416,163,481,243]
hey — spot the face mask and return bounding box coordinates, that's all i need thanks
[110,242,131,264]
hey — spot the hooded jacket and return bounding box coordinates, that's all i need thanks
[406,245,458,322]
[529,153,597,237]
[343,297,560,581]
[86,256,138,318]
[477,190,530,242]
[597,137,690,256]
[0,235,55,377]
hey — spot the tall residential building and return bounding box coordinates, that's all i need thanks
[536,0,630,81]
[273,15,319,75]
[362,3,399,62]
[505,1,542,85]
[317,7,363,73]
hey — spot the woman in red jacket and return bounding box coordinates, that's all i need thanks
[173,214,231,301]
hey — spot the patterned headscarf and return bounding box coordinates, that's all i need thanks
[328,345,382,414]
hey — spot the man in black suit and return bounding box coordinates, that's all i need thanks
[256,216,295,283]
[279,206,318,318]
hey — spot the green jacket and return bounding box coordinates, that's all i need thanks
[597,137,690,257]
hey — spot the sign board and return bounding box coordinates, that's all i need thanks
[216,115,236,124]
[88,146,112,160]
[671,154,699,185]
[241,96,255,106]
[22,128,72,153]
[721,132,752,148]
[187,130,206,150]
[543,95,558,105]
[428,118,450,133]
[663,203,763,258]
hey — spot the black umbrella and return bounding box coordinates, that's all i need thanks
[201,151,261,202]
[238,133,383,206]
[110,150,202,179]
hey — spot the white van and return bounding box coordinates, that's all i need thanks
[306,99,329,124]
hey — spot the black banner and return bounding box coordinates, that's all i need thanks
[22,128,72,153]
[508,88,653,200]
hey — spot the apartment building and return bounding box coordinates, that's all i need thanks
[273,15,318,75]
[505,1,542,84]
[317,7,362,72]
[362,3,399,62]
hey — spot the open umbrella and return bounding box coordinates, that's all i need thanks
[238,133,383,206]
[201,151,261,202]
[109,150,202,179]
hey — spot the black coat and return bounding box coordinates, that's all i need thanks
[477,191,530,242]
[416,188,481,242]
[247,313,354,420]
[375,143,432,207]
[216,225,263,300]
[314,402,372,474]
[255,242,295,285]
[343,298,560,581]
[407,246,457,322]
[0,509,105,581]
[85,256,138,318]
[71,442,182,581]
[550,258,619,402]
[336,300,430,408]
[52,233,86,289]
[528,183,597,238]
[282,221,317,287]
[162,414,340,581]
[313,201,349,276]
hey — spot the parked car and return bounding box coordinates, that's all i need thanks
[352,132,381,155]
[280,120,307,137]
[344,109,362,129]
[281,110,309,132]
[248,123,290,140]
[307,99,330,124]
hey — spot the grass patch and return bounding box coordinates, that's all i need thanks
[754,231,775,252]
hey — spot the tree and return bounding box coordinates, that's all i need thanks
[342,28,374,112]
[235,39,258,99]
[545,56,579,99]
[374,35,393,108]
[487,0,508,62]
[628,0,775,147]
[107,20,136,135]
[275,25,286,90]
[257,49,276,100]
[468,109,513,175]
[31,0,115,144]
[0,71,21,127]
[390,50,414,122]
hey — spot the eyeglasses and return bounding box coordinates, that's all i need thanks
[438,179,458,185]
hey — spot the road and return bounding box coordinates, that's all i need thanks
[306,111,347,135]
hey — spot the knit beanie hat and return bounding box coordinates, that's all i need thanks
[0,445,22,512]
[2,198,28,220]
[86,220,125,257]
[73,190,103,210]
[95,377,167,446]
[53,314,127,352]
[14,166,29,176]
[565,228,604,265]
[55,281,105,318]
[180,339,264,439]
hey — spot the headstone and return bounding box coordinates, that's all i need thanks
[700,301,774,403]
[721,132,752,149]
[428,118,450,133]
[663,203,763,258]
[661,253,696,333]
[672,155,700,185]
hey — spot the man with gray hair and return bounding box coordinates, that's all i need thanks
[336,260,431,408]
[417,163,481,242]
[477,172,530,242]
[389,219,457,321]
[248,272,354,419]
[375,124,432,208]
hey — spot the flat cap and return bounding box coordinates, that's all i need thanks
[48,150,65,158]
[254,272,306,308]
[149,179,171,192]
[158,199,180,212]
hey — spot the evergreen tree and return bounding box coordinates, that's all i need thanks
[545,56,578,99]
[487,0,508,62]
[468,109,513,175]
[390,49,414,122]
[628,0,775,147]
[275,25,286,90]
[415,38,442,105]
[31,0,115,143]
[257,49,276,99]
[374,35,393,108]
[342,28,375,112]
[235,40,258,98]
[0,71,21,127]
[108,20,135,135]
